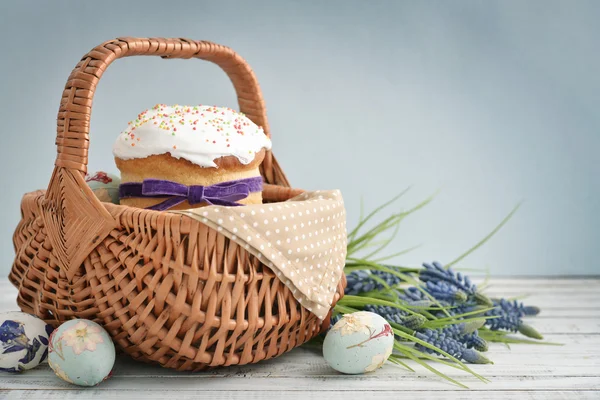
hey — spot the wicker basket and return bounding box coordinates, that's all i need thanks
[9,37,346,371]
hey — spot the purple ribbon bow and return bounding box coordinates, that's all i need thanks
[119,176,263,211]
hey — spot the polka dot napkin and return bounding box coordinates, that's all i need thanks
[173,190,347,319]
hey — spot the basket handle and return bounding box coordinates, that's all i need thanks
[45,37,289,282]
[56,37,275,172]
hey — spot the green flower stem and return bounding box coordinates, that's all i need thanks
[422,316,488,330]
[392,327,491,382]
[478,328,561,345]
[372,244,423,263]
[337,295,421,317]
[394,342,487,379]
[347,191,436,258]
[347,188,411,243]
[387,354,415,372]
[348,214,406,256]
[362,222,402,260]
[389,322,414,335]
[334,304,361,315]
[445,203,521,269]
[395,344,469,389]
[344,262,418,274]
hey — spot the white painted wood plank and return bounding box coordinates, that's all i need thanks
[528,318,600,334]
[1,278,598,397]
[482,289,599,299]
[8,333,595,378]
[2,390,600,400]
[473,278,600,286]
[0,333,596,380]
[522,309,600,318]
[6,356,598,383]
[480,295,597,309]
[5,333,598,381]
[2,375,599,391]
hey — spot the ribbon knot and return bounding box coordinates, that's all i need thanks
[187,185,205,205]
[119,177,263,211]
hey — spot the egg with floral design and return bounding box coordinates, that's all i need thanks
[85,171,120,204]
[48,319,115,386]
[323,311,394,374]
[0,312,54,372]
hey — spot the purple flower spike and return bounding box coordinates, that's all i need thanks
[363,305,427,330]
[484,298,543,339]
[420,262,492,306]
[344,269,403,295]
[424,281,468,302]
[415,328,491,364]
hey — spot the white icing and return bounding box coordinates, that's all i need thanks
[112,104,272,167]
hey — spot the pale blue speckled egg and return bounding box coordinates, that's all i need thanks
[323,311,394,374]
[86,171,120,204]
[48,319,115,386]
[0,311,54,372]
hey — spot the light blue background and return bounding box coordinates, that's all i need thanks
[1,1,598,276]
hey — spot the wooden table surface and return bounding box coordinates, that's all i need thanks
[0,278,598,399]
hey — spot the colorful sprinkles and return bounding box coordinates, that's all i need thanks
[113,104,272,167]
[121,104,266,146]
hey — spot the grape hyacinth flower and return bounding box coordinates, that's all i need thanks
[399,287,427,302]
[363,305,408,318]
[423,281,468,302]
[344,269,402,295]
[420,262,476,294]
[446,302,476,317]
[485,299,543,339]
[465,333,489,352]
[420,262,492,306]
[523,305,541,316]
[493,298,541,317]
[415,328,491,364]
[438,322,489,352]
[373,269,403,287]
[435,302,491,321]
[344,270,376,295]
[397,287,438,307]
[329,313,342,328]
[363,305,427,330]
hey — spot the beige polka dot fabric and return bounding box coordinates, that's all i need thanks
[173,190,347,319]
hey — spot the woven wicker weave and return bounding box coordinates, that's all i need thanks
[9,37,346,371]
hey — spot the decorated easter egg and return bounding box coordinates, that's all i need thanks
[48,319,115,386]
[85,171,120,204]
[323,311,394,374]
[0,311,54,372]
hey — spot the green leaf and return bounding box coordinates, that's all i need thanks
[337,295,421,316]
[395,345,469,389]
[478,329,561,346]
[387,354,415,372]
[347,188,411,244]
[445,203,521,268]
[372,244,423,263]
[397,342,488,381]
[347,192,436,257]
[393,328,490,382]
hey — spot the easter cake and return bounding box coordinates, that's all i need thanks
[113,104,272,210]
